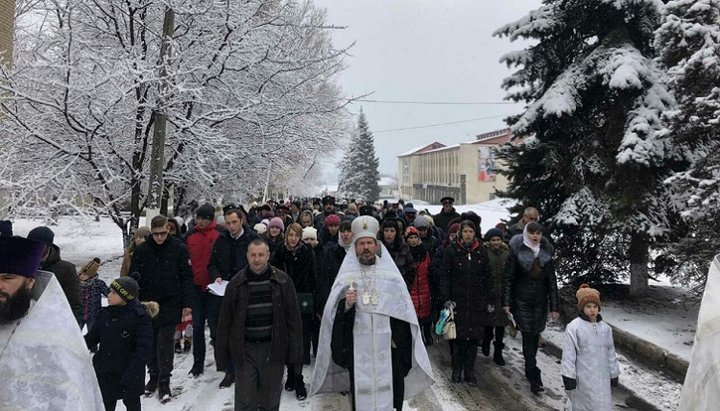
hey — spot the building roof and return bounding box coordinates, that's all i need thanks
[475,128,512,145]
[397,142,446,157]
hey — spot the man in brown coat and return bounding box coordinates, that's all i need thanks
[215,238,302,411]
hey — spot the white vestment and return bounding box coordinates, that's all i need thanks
[680,254,720,411]
[309,242,434,410]
[0,271,104,411]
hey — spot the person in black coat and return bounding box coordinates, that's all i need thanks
[502,221,559,394]
[128,215,194,402]
[439,220,494,387]
[85,276,156,411]
[270,223,316,400]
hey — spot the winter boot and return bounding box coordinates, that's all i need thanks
[451,368,462,383]
[144,374,158,396]
[189,360,204,377]
[493,342,506,366]
[174,340,182,354]
[183,336,192,353]
[295,375,308,400]
[219,373,234,389]
[481,338,491,357]
[529,368,544,394]
[284,370,296,392]
[158,381,172,403]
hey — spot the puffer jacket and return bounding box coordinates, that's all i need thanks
[439,239,494,340]
[408,245,432,320]
[502,238,559,335]
[185,221,224,288]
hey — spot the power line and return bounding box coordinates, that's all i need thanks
[374,114,515,134]
[354,99,516,106]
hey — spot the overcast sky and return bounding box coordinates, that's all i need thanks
[312,0,542,180]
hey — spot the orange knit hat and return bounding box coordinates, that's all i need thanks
[576,284,601,311]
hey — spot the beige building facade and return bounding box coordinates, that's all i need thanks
[0,0,14,67]
[397,128,512,204]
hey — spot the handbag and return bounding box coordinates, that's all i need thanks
[435,308,450,336]
[297,292,314,314]
[442,308,456,340]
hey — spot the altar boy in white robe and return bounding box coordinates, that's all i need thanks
[309,216,434,411]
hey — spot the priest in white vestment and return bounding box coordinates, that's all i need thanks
[0,236,104,411]
[310,216,434,410]
[680,254,720,411]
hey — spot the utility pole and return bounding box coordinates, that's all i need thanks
[146,6,175,224]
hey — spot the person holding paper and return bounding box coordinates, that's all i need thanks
[208,208,258,388]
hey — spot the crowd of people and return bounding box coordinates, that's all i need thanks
[0,197,621,411]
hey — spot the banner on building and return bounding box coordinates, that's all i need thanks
[477,146,496,182]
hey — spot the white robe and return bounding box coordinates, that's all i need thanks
[0,271,104,411]
[309,242,434,410]
[561,316,619,411]
[680,254,720,411]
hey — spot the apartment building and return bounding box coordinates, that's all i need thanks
[397,128,512,204]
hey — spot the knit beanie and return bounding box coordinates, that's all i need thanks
[405,226,420,239]
[27,226,55,246]
[196,203,215,220]
[324,214,341,226]
[269,217,285,231]
[302,227,318,241]
[576,284,601,311]
[413,215,430,229]
[484,228,504,242]
[253,223,267,235]
[111,276,139,302]
[80,257,101,279]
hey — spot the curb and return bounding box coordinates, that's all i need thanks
[540,335,663,411]
[609,324,688,383]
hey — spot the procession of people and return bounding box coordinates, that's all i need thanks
[0,197,626,411]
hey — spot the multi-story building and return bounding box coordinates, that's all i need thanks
[397,128,513,204]
[0,0,14,67]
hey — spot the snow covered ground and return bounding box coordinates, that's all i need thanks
[8,199,685,410]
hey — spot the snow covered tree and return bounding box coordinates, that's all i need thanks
[338,109,380,202]
[0,0,350,242]
[654,0,720,290]
[495,0,678,297]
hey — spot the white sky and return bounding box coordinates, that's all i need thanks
[312,0,542,178]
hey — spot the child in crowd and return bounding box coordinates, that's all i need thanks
[78,257,109,333]
[85,276,157,411]
[561,284,620,411]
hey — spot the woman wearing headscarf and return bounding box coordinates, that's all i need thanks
[503,221,559,394]
[439,219,494,387]
[270,223,316,401]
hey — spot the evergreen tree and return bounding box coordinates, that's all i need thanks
[494,0,678,297]
[654,0,720,290]
[338,110,381,202]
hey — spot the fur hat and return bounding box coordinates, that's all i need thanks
[253,223,267,235]
[27,226,55,246]
[576,284,601,311]
[0,236,45,278]
[80,257,101,279]
[196,203,215,220]
[269,217,284,231]
[352,215,379,241]
[484,228,504,241]
[324,214,341,226]
[111,276,139,302]
[302,227,318,241]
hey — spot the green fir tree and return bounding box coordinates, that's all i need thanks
[338,110,381,202]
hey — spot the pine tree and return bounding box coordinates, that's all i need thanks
[338,110,381,202]
[654,0,720,290]
[494,0,678,297]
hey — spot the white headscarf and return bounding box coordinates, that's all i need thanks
[523,224,541,258]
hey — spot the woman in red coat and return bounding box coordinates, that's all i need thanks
[405,227,433,346]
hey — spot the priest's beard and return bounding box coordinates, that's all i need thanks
[0,285,32,326]
[358,251,377,266]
